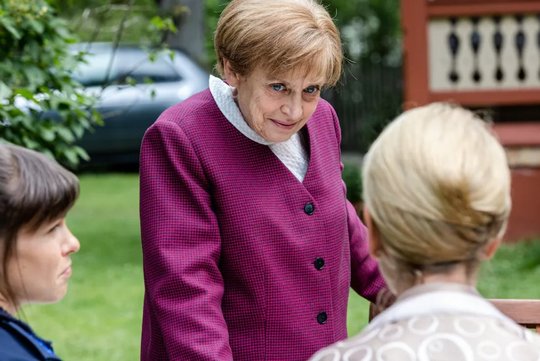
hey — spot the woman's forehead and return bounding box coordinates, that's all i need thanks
[262,65,326,85]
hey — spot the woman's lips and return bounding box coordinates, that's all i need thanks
[60,265,72,279]
[271,119,296,129]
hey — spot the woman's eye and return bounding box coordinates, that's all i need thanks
[304,86,320,94]
[271,83,286,92]
[48,220,63,233]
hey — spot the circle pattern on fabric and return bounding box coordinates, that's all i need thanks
[408,316,439,335]
[310,314,540,361]
[378,324,403,341]
[506,341,540,361]
[418,334,474,361]
[454,317,486,337]
[343,345,372,361]
[376,342,416,361]
[477,340,502,359]
[427,340,444,353]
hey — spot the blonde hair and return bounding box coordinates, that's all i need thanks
[363,103,511,282]
[214,0,342,86]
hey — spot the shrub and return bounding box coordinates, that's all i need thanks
[0,0,101,167]
[342,162,363,205]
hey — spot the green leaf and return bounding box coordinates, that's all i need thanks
[14,88,34,100]
[28,18,44,34]
[73,145,89,161]
[0,81,12,99]
[147,51,157,62]
[71,123,84,138]
[125,76,137,87]
[0,17,21,40]
[22,136,40,149]
[41,127,55,142]
[41,147,54,159]
[23,67,46,90]
[62,147,78,166]
[150,16,165,29]
[56,127,74,142]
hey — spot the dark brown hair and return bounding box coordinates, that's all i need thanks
[0,143,79,307]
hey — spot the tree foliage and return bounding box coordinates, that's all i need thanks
[0,0,101,167]
[51,0,173,46]
[203,0,401,67]
[325,0,401,63]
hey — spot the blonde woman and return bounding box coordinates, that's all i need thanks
[139,0,385,360]
[311,103,540,360]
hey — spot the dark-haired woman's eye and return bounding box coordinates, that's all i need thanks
[47,220,63,234]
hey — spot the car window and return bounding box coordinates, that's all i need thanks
[73,53,120,87]
[117,56,182,84]
[73,49,183,87]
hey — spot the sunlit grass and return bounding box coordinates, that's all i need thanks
[25,173,143,361]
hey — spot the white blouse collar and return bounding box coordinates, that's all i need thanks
[367,282,515,331]
[208,75,273,146]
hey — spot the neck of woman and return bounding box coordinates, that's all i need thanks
[393,262,478,296]
[0,295,17,316]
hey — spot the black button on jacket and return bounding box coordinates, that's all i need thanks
[304,202,315,215]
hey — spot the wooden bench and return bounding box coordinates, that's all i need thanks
[490,299,540,333]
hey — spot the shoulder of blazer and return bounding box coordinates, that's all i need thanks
[0,313,61,361]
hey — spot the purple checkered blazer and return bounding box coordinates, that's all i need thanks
[139,89,385,361]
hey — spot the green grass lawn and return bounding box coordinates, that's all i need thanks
[25,174,143,361]
[23,173,540,360]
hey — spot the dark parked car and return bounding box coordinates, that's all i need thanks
[73,43,209,167]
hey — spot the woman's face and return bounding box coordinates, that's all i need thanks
[7,217,80,307]
[226,63,325,143]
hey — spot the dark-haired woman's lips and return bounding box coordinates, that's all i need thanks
[59,264,72,280]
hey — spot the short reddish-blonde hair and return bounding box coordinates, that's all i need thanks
[214,0,343,86]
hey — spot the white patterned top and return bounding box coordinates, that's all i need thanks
[209,75,309,182]
[310,283,540,361]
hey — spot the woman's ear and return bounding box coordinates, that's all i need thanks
[364,207,383,259]
[223,59,241,87]
[481,238,501,260]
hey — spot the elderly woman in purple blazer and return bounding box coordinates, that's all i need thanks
[139,0,385,360]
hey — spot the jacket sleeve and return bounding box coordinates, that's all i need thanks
[325,100,386,304]
[139,119,232,361]
[346,199,386,303]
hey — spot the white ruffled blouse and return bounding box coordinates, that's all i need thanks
[209,75,309,182]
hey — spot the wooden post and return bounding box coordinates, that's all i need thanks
[401,0,430,109]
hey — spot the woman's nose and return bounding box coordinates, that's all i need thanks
[281,96,303,121]
[64,227,80,255]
